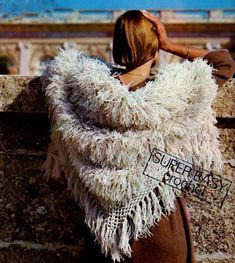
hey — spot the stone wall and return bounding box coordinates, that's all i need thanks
[0,75,234,263]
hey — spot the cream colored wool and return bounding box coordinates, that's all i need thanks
[42,47,223,262]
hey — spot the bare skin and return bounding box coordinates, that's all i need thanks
[118,59,154,86]
[119,10,210,86]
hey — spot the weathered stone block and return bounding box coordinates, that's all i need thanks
[187,128,235,261]
[212,79,235,118]
[0,76,46,113]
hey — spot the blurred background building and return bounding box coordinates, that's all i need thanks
[0,0,234,75]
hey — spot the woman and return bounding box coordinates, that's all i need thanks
[42,10,235,263]
[112,10,234,88]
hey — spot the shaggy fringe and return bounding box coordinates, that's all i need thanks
[64,158,176,262]
[42,47,224,261]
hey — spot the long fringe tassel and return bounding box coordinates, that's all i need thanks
[43,140,181,262]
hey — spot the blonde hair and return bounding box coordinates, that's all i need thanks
[113,10,159,70]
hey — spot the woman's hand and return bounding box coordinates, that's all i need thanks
[141,10,210,60]
[141,10,172,51]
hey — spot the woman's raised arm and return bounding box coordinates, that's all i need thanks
[141,10,210,60]
[141,10,235,85]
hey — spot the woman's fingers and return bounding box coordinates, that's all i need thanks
[141,10,164,34]
[141,10,170,50]
[141,10,161,25]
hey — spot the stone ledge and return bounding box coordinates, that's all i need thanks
[0,76,234,117]
[212,79,235,118]
[0,75,46,113]
[196,252,235,263]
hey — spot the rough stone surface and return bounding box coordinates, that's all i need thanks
[196,252,235,263]
[212,79,235,117]
[0,154,119,263]
[0,76,46,113]
[0,112,49,153]
[188,128,234,257]
[0,76,234,263]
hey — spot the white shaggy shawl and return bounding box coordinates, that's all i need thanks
[42,47,223,262]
